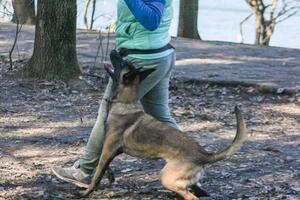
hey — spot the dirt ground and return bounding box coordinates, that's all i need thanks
[0,59,299,200]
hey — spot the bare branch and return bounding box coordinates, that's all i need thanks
[258,0,266,11]
[90,0,96,30]
[0,10,12,17]
[276,7,300,23]
[99,30,105,64]
[0,0,13,16]
[105,25,111,62]
[9,17,23,70]
[269,0,278,21]
[94,29,104,67]
[239,13,254,43]
[83,0,92,29]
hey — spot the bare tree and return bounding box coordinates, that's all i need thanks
[178,0,201,39]
[83,0,92,29]
[83,0,97,30]
[239,13,254,43]
[245,0,300,45]
[9,16,22,70]
[0,0,23,69]
[25,0,80,81]
[90,0,96,30]
[11,0,36,25]
[0,0,13,18]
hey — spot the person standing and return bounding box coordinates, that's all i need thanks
[52,0,177,188]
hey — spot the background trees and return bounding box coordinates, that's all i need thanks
[245,0,300,45]
[25,0,80,81]
[83,0,97,30]
[178,0,201,39]
[11,0,35,24]
[1,0,300,81]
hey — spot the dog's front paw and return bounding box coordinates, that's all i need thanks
[105,166,115,186]
[79,187,94,198]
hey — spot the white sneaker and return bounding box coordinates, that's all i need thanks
[51,160,91,188]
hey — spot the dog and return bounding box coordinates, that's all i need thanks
[81,50,247,200]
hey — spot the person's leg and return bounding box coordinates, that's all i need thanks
[52,79,113,188]
[128,52,177,128]
[79,79,113,174]
[52,52,177,186]
[79,53,176,174]
[138,52,177,128]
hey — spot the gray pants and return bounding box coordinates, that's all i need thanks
[79,52,177,174]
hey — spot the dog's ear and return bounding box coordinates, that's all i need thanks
[110,50,123,75]
[139,68,156,82]
[122,68,156,85]
[122,70,139,85]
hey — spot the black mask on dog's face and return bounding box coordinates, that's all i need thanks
[104,50,156,102]
[104,50,123,82]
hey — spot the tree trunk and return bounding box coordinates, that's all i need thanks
[11,0,36,25]
[262,21,275,46]
[83,0,92,29]
[254,12,263,45]
[26,0,80,81]
[90,0,96,30]
[178,0,201,39]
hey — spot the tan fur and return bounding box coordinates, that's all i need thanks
[81,65,247,199]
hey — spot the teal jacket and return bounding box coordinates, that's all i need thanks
[115,0,174,59]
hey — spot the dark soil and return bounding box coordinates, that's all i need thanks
[0,59,299,200]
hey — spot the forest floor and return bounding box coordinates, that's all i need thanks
[0,58,299,200]
[0,22,300,200]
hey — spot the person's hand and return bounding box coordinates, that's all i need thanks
[103,61,115,78]
[103,61,114,71]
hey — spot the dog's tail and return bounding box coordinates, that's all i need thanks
[205,106,247,164]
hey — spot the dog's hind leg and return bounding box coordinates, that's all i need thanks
[160,162,199,200]
[81,134,121,197]
[188,183,209,198]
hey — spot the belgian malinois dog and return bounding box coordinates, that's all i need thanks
[81,51,247,200]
